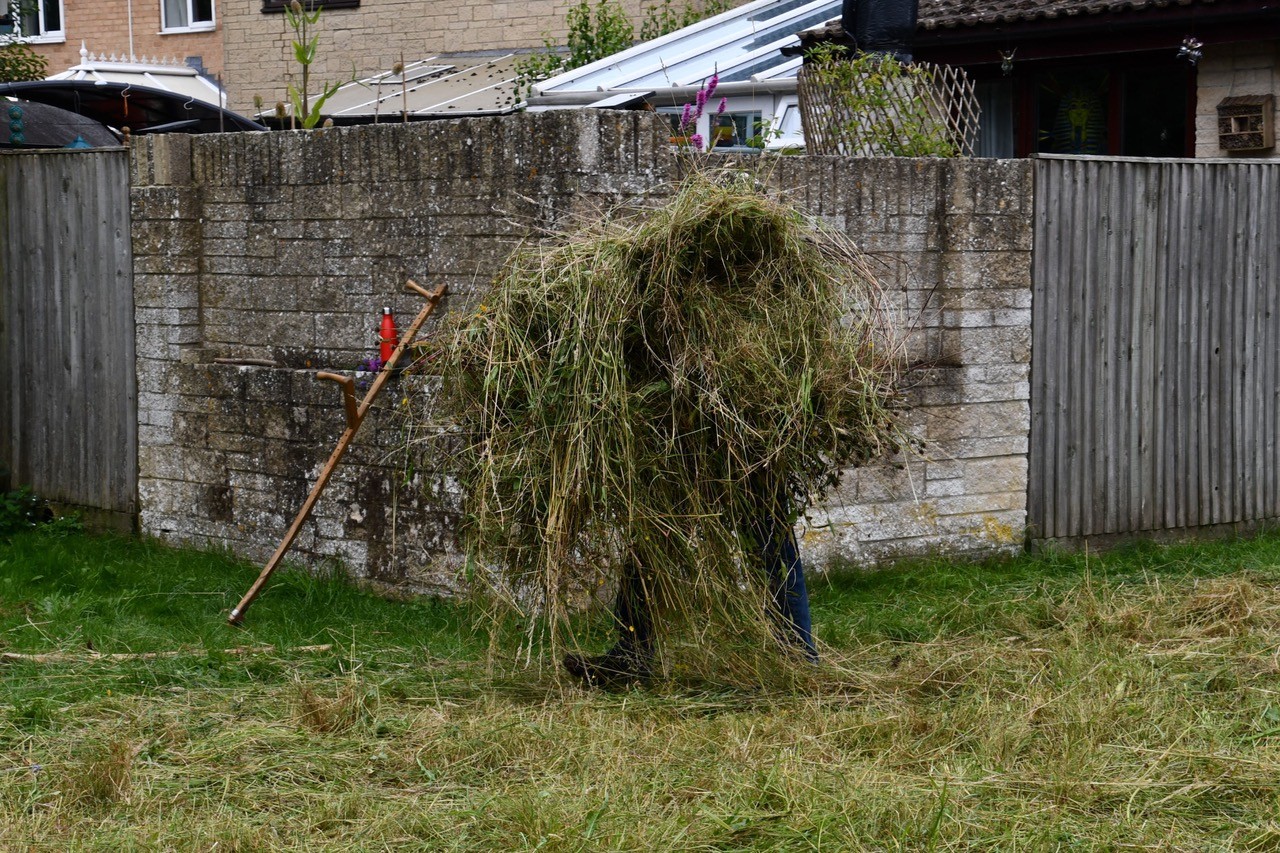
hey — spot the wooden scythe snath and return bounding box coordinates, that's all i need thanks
[228,279,448,626]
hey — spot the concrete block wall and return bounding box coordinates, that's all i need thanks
[130,112,1032,593]
[1197,40,1280,159]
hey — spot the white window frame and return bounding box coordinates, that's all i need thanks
[160,0,215,34]
[0,0,66,44]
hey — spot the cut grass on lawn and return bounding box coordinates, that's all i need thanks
[3,529,1280,850]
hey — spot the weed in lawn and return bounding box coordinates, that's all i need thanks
[292,675,379,734]
[8,696,58,731]
[1178,576,1263,636]
[60,737,136,809]
[0,487,53,536]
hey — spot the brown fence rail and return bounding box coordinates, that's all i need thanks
[0,149,137,525]
[1030,155,1280,542]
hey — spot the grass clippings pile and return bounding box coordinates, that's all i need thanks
[426,172,903,669]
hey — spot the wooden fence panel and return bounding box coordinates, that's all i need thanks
[0,150,136,524]
[1031,155,1280,542]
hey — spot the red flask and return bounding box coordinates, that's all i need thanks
[379,306,398,364]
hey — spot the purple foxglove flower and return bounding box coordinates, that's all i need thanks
[680,103,693,131]
[695,87,708,112]
[689,133,704,151]
[707,73,719,96]
[716,97,727,115]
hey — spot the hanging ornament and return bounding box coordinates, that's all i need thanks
[7,104,24,148]
[1000,48,1017,77]
[1178,36,1204,66]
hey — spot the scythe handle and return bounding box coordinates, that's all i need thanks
[228,281,448,625]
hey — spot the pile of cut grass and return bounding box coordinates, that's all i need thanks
[4,530,1280,848]
[422,172,905,669]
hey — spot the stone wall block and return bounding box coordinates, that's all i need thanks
[941,250,1030,291]
[131,187,200,222]
[275,240,328,277]
[130,134,193,187]
[923,400,1030,443]
[299,129,349,184]
[139,445,224,483]
[960,456,1028,494]
[242,368,294,404]
[943,213,1033,253]
[940,326,1032,366]
[314,311,373,352]
[203,309,317,352]
[136,322,200,358]
[135,275,200,310]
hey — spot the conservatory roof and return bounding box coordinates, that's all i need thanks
[48,45,226,108]
[532,0,839,99]
[317,53,522,120]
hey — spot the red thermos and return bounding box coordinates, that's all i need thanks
[379,306,397,364]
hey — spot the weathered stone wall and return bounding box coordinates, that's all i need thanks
[130,112,1032,593]
[1197,40,1280,159]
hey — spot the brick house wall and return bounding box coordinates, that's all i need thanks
[26,0,224,79]
[1197,40,1280,159]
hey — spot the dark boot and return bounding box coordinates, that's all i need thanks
[562,647,652,690]
[564,556,655,690]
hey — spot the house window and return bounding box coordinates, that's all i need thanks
[0,0,65,42]
[1121,68,1189,158]
[161,0,214,32]
[1036,70,1110,155]
[711,111,764,148]
[974,78,1015,158]
[1025,61,1191,158]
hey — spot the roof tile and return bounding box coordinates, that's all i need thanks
[919,0,1211,30]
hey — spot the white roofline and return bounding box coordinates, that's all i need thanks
[58,61,200,76]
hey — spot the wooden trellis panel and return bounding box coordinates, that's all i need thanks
[797,60,980,157]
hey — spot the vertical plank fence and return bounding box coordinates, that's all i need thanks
[0,149,137,527]
[1031,155,1280,542]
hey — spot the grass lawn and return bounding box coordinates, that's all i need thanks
[3,529,1280,850]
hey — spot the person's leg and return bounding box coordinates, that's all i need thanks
[563,554,654,687]
[610,555,655,662]
[750,479,818,662]
[765,526,818,662]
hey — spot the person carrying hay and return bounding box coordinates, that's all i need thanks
[433,173,902,688]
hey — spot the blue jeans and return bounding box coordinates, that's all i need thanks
[755,518,818,661]
[612,504,817,662]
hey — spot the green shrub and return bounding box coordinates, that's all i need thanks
[0,42,46,83]
[0,488,52,536]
